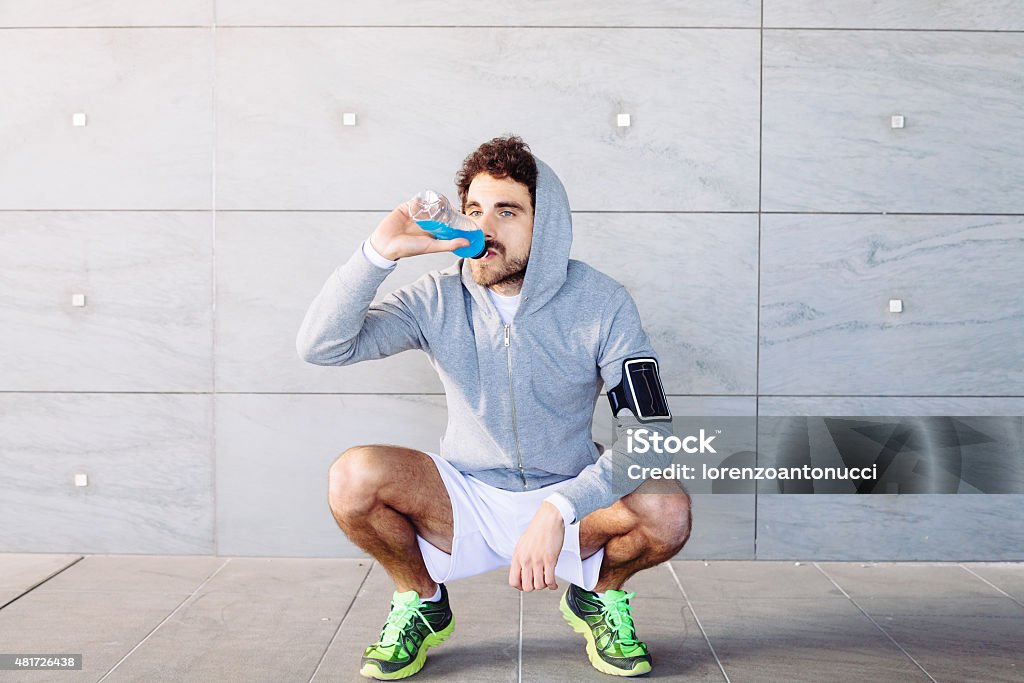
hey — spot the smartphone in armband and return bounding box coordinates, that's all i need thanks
[607,357,671,422]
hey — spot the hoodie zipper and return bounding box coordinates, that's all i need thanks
[504,324,527,488]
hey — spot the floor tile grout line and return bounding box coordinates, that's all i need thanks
[665,562,731,682]
[957,564,1024,609]
[96,557,232,682]
[517,590,524,683]
[0,555,84,611]
[307,560,376,682]
[812,563,937,682]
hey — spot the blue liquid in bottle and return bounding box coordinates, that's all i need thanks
[415,219,486,259]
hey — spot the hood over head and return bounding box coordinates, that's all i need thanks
[460,155,573,319]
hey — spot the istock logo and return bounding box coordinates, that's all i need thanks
[627,428,717,454]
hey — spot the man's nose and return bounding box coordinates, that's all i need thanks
[474,213,497,239]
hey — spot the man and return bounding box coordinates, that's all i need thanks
[297,135,691,679]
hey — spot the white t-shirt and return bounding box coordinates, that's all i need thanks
[487,288,521,325]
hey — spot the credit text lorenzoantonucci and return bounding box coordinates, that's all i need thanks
[625,428,878,482]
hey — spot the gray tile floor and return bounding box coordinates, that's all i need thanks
[0,554,1022,682]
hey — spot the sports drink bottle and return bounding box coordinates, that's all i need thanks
[406,190,486,259]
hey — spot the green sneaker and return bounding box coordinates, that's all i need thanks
[561,584,652,677]
[359,583,455,680]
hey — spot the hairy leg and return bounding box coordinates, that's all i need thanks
[328,445,453,596]
[578,478,692,592]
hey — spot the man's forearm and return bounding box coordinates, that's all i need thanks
[510,500,565,591]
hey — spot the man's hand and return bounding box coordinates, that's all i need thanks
[509,501,565,591]
[369,202,470,261]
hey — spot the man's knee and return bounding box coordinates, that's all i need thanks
[629,483,692,557]
[328,445,390,518]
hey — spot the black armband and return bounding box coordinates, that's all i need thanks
[607,357,671,422]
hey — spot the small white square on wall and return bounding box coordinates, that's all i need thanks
[342,112,357,126]
[889,298,903,313]
[74,473,88,487]
[890,115,905,129]
[72,112,88,126]
[616,113,631,127]
[71,293,86,307]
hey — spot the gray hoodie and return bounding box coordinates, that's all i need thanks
[296,157,663,519]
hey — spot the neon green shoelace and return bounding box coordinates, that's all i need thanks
[599,591,640,648]
[375,597,437,654]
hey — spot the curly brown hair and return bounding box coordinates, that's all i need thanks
[455,135,538,214]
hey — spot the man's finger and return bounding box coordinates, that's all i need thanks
[424,238,470,254]
[532,562,547,591]
[509,560,522,590]
[544,561,558,590]
[521,564,535,592]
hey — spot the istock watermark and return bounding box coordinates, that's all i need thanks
[607,415,1024,494]
[626,427,718,454]
[625,426,877,483]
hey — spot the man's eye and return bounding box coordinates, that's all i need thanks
[469,210,481,216]
[501,211,514,217]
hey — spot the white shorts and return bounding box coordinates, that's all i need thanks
[416,451,604,591]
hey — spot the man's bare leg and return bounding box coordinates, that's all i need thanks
[579,478,692,591]
[327,445,453,597]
